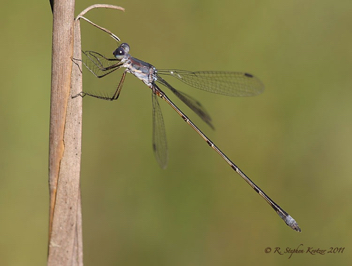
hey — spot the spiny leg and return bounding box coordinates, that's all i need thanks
[82,51,122,78]
[72,71,127,101]
[111,70,127,100]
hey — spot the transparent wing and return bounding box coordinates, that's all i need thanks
[152,92,168,169]
[81,51,122,78]
[157,70,264,97]
[157,75,214,129]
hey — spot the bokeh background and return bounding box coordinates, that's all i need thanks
[1,0,351,265]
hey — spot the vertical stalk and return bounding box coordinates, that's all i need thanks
[48,4,124,264]
[48,0,83,265]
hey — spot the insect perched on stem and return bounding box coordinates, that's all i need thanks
[74,42,301,232]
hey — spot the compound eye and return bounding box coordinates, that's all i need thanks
[113,47,124,59]
[113,43,130,60]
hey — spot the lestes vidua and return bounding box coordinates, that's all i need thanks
[74,42,301,232]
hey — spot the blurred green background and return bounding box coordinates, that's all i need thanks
[1,0,351,265]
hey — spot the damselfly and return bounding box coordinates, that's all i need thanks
[74,43,301,232]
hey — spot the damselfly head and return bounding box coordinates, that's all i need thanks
[113,43,130,60]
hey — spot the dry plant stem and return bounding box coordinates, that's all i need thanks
[48,0,74,238]
[48,4,125,265]
[76,4,125,18]
[77,16,120,42]
[48,1,83,265]
[76,4,125,42]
